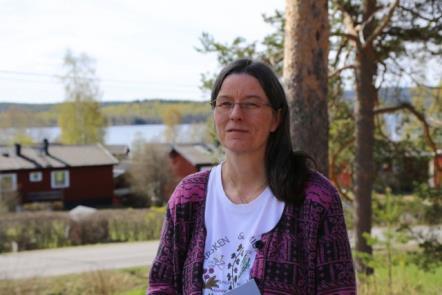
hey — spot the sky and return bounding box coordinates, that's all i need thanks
[0,0,285,104]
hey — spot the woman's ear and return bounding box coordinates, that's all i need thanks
[270,109,281,132]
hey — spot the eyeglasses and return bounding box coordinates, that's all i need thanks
[210,100,272,113]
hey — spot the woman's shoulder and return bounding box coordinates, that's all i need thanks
[303,170,340,210]
[168,169,211,209]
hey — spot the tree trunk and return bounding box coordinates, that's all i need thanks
[353,0,378,275]
[283,0,329,175]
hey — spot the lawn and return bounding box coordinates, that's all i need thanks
[1,264,441,294]
[0,267,148,295]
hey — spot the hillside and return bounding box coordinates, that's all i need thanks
[0,88,415,128]
[0,99,211,128]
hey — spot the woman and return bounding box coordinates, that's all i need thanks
[148,59,356,294]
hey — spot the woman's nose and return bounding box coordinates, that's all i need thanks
[228,103,245,120]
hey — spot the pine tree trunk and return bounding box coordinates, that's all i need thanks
[283,0,329,175]
[354,0,378,275]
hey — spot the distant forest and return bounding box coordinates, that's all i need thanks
[0,99,212,128]
[0,88,412,129]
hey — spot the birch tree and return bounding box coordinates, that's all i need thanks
[58,50,106,144]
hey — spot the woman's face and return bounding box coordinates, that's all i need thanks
[213,73,280,156]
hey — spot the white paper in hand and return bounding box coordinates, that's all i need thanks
[224,279,261,295]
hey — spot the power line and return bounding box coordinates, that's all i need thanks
[0,70,201,88]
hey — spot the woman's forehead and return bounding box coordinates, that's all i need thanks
[218,74,267,98]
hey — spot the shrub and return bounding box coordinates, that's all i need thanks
[0,211,71,252]
[0,207,166,253]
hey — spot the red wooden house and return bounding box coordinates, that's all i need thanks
[169,143,218,180]
[0,140,118,208]
[429,151,442,189]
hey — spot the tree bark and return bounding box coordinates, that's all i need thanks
[353,0,378,275]
[283,0,329,175]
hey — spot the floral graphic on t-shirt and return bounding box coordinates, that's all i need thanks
[212,255,226,270]
[203,255,226,291]
[203,266,219,290]
[226,243,252,290]
[203,233,259,294]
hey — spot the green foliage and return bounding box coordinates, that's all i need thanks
[0,208,165,253]
[0,211,71,252]
[357,263,442,295]
[103,99,211,125]
[195,3,442,193]
[411,236,442,273]
[0,106,38,145]
[161,105,182,142]
[0,191,19,213]
[356,188,411,292]
[58,99,106,144]
[0,100,211,129]
[58,50,106,144]
[406,182,442,272]
[196,10,284,92]
[413,182,442,225]
[373,137,431,194]
[399,84,442,150]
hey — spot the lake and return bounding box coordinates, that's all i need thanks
[10,123,207,147]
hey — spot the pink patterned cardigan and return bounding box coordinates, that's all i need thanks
[148,170,356,294]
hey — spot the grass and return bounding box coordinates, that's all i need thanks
[1,264,441,294]
[0,267,149,295]
[358,264,442,295]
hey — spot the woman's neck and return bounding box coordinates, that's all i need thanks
[221,153,268,204]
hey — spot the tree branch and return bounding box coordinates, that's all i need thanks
[398,4,439,22]
[334,1,361,47]
[328,64,355,79]
[331,37,349,69]
[374,102,439,159]
[364,0,400,47]
[331,32,359,43]
[390,57,442,90]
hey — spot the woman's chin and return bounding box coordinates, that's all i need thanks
[223,142,262,155]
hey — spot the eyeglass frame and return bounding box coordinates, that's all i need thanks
[209,99,275,113]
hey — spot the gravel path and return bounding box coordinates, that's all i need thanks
[0,240,159,280]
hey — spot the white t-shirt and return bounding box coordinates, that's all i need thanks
[202,163,285,294]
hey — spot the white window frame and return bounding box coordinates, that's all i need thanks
[0,173,17,192]
[51,170,70,189]
[29,171,43,182]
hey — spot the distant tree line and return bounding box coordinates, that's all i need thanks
[0,99,211,128]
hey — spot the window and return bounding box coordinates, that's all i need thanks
[29,171,43,182]
[0,174,17,192]
[51,170,69,188]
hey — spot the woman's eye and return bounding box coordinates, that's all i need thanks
[220,102,233,108]
[244,103,259,109]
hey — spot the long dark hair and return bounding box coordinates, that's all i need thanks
[211,58,313,204]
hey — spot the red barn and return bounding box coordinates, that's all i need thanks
[0,140,118,208]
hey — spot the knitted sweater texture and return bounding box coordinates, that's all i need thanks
[148,170,356,294]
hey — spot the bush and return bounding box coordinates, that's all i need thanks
[0,211,71,252]
[0,207,165,253]
[0,191,19,213]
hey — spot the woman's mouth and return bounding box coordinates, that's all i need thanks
[227,128,248,133]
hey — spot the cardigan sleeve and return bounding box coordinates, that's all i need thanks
[315,189,356,295]
[147,206,180,294]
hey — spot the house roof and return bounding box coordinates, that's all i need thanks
[0,143,118,172]
[105,144,130,157]
[171,144,218,167]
